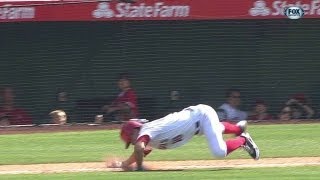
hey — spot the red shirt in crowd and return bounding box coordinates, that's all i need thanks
[112,88,139,118]
[0,107,33,125]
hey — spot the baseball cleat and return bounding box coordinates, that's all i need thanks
[236,120,248,133]
[241,132,260,160]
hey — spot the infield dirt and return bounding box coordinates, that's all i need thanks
[0,157,320,174]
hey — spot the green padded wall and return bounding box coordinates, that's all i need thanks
[0,19,319,123]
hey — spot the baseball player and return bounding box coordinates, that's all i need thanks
[111,104,259,171]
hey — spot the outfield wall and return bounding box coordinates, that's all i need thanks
[1,20,319,123]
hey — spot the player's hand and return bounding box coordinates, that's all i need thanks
[107,160,123,168]
[107,160,135,171]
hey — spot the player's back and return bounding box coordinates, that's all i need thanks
[138,105,203,149]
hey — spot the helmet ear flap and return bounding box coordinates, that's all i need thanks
[125,141,131,149]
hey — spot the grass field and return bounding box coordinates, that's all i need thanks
[0,123,319,179]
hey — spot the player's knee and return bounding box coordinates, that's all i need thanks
[209,145,227,157]
[211,149,227,158]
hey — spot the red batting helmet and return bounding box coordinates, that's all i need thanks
[120,120,143,149]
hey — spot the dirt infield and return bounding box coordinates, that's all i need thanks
[0,157,319,174]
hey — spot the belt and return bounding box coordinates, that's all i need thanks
[194,121,200,135]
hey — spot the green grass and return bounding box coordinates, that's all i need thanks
[1,166,320,180]
[0,123,319,165]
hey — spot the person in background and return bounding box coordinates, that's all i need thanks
[248,99,273,121]
[49,110,67,125]
[278,106,292,121]
[283,93,315,119]
[0,86,33,125]
[53,89,75,122]
[218,89,247,122]
[97,73,139,123]
[164,90,185,115]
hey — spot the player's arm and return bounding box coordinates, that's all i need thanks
[120,145,144,171]
[133,140,146,170]
[122,135,151,171]
[120,152,136,169]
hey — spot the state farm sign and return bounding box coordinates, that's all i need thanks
[250,0,320,16]
[92,2,190,19]
[1,0,320,23]
[0,4,35,19]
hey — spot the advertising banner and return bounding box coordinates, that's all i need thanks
[0,0,319,22]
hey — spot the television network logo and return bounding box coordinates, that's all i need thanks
[284,6,304,19]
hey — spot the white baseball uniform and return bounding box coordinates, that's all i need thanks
[137,104,227,157]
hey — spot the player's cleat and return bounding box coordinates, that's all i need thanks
[241,132,260,160]
[236,120,248,133]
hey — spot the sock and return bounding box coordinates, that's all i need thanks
[226,136,246,154]
[222,122,242,136]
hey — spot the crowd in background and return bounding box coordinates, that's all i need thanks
[217,89,316,122]
[0,74,318,126]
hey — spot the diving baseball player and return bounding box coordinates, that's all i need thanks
[110,104,259,171]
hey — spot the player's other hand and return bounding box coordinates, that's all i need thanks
[105,156,123,168]
[106,159,135,171]
[108,160,122,168]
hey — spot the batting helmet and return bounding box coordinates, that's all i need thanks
[120,120,143,149]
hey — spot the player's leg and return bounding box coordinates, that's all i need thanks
[223,125,260,159]
[202,114,227,157]
[198,105,258,159]
[198,104,228,157]
[240,132,260,160]
[222,120,247,136]
[203,116,256,158]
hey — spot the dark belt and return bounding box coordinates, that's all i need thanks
[194,121,200,135]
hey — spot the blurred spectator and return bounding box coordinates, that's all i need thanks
[217,88,247,121]
[283,93,315,119]
[97,73,139,123]
[48,89,75,123]
[278,105,292,121]
[0,87,33,125]
[49,110,67,125]
[248,99,273,121]
[164,90,184,115]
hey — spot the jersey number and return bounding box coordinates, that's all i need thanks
[158,135,184,149]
